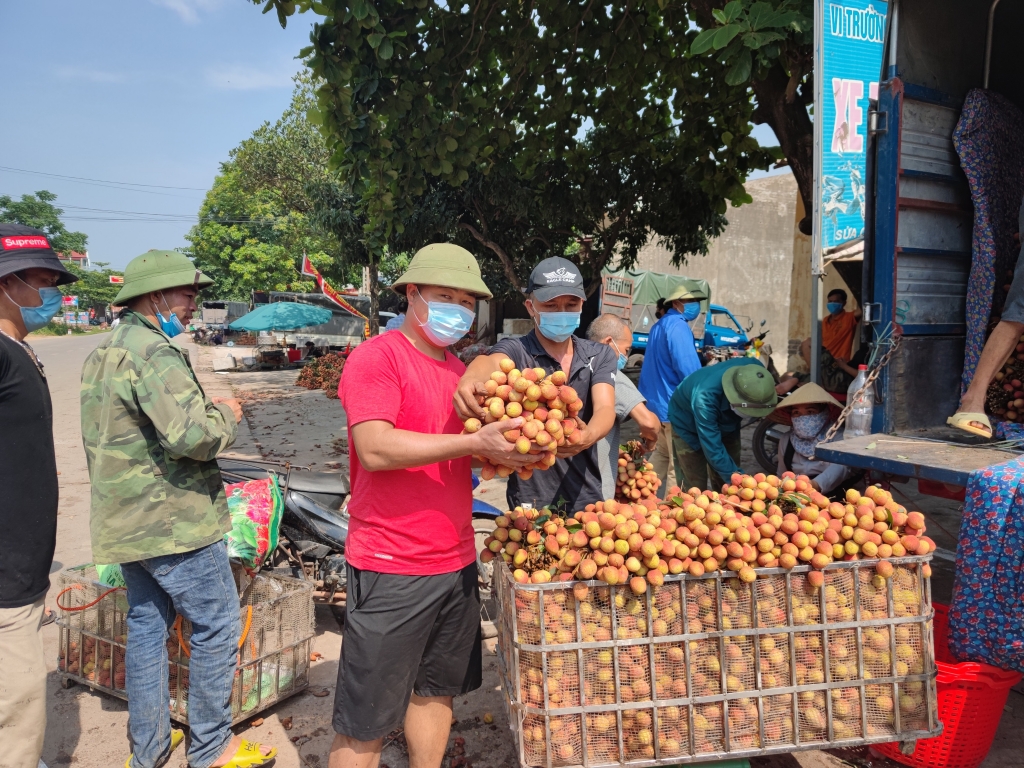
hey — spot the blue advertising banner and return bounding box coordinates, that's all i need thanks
[817,0,888,249]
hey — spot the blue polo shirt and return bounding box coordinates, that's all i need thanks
[637,308,701,422]
[668,358,759,480]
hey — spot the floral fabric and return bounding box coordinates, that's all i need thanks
[948,456,1024,671]
[224,477,283,571]
[953,89,1024,439]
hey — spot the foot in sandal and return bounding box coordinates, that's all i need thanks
[947,411,993,439]
[209,736,277,767]
[125,728,185,768]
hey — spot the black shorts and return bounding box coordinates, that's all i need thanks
[332,562,483,740]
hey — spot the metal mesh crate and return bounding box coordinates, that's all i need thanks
[56,565,315,725]
[494,556,942,767]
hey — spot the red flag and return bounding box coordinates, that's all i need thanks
[300,257,370,337]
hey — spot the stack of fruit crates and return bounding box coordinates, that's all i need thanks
[56,565,315,724]
[494,556,942,767]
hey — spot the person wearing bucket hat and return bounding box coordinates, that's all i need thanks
[453,256,618,511]
[668,357,777,491]
[0,224,78,768]
[80,251,277,768]
[637,281,706,495]
[332,243,529,768]
[768,383,855,494]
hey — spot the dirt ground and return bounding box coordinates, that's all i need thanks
[37,334,1023,768]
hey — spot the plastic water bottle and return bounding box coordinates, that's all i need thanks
[845,365,874,437]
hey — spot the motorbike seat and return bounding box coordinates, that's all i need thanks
[287,470,350,496]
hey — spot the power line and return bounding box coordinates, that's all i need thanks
[59,204,198,218]
[0,165,207,191]
[0,166,206,199]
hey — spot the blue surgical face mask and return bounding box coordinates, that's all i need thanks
[682,302,700,321]
[154,294,186,338]
[411,289,475,347]
[827,301,844,315]
[536,311,580,343]
[1,274,64,332]
[612,341,628,371]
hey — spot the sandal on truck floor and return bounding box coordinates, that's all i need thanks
[125,728,184,768]
[947,412,993,439]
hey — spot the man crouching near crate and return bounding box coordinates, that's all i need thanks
[330,244,532,768]
[80,251,275,768]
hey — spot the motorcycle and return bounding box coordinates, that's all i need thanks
[751,418,790,474]
[218,457,352,606]
[218,457,504,633]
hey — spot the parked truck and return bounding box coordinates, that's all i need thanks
[600,268,752,360]
[812,0,1024,495]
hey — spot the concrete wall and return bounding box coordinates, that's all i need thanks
[634,173,810,373]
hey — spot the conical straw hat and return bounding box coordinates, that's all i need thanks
[767,382,843,426]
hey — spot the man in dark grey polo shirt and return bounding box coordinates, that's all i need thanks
[455,257,617,510]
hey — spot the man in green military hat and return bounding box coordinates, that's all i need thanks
[80,251,276,768]
[331,243,531,768]
[667,357,777,492]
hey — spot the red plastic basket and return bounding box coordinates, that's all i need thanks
[875,603,1022,768]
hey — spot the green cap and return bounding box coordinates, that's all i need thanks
[114,250,213,304]
[391,243,492,300]
[722,362,778,417]
[667,282,708,303]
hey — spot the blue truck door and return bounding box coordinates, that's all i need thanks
[869,79,973,433]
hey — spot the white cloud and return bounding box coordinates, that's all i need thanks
[54,66,127,84]
[206,62,299,91]
[150,0,223,24]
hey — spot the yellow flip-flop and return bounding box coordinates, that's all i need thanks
[125,727,185,768]
[947,412,993,439]
[211,740,278,768]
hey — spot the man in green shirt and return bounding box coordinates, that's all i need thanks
[81,251,275,768]
[668,358,777,492]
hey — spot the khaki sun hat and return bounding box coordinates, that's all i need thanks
[114,250,213,304]
[721,361,778,417]
[667,282,708,303]
[391,243,492,299]
[768,382,843,426]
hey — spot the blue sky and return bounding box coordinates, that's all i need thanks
[0,0,312,269]
[0,1,782,271]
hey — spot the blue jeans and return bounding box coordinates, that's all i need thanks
[121,540,240,768]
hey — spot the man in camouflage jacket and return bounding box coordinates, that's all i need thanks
[80,251,275,768]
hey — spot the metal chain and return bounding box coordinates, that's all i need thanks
[820,334,902,444]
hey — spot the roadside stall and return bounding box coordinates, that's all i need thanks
[229,301,333,369]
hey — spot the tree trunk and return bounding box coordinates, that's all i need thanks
[686,0,815,235]
[750,64,815,235]
[458,222,525,294]
[368,252,380,336]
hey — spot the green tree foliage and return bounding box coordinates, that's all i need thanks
[63,261,124,307]
[185,76,357,302]
[253,0,778,272]
[0,190,89,255]
[687,0,813,232]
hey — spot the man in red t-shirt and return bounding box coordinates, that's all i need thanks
[332,244,530,768]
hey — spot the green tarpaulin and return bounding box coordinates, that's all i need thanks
[601,268,711,333]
